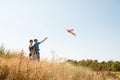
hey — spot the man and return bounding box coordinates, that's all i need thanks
[34,37,47,61]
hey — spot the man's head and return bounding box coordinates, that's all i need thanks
[34,39,38,42]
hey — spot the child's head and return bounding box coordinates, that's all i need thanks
[29,40,33,43]
[34,39,38,42]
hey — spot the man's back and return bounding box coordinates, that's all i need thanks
[34,42,40,50]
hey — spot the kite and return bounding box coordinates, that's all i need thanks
[67,28,76,37]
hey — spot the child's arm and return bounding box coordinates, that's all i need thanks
[39,37,47,44]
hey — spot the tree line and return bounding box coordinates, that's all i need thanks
[66,59,120,72]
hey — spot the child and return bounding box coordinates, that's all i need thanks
[34,37,47,61]
[29,40,35,60]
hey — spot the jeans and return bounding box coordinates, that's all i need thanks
[35,50,40,59]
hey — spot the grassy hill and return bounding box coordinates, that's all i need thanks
[0,46,118,80]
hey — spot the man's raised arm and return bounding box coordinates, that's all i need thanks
[39,37,47,44]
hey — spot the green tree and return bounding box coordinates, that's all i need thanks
[111,61,120,71]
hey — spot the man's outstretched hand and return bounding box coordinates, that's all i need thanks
[45,37,48,40]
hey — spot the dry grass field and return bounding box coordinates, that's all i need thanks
[0,51,118,80]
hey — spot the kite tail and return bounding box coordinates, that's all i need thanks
[73,33,76,37]
[70,32,76,37]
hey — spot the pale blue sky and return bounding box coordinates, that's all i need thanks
[0,0,120,61]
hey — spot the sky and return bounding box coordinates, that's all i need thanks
[0,0,120,61]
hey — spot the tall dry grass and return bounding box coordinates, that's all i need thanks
[0,52,117,80]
